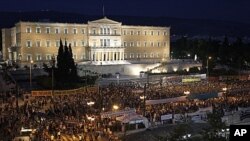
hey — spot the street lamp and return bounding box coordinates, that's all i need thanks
[51,55,55,97]
[30,60,33,91]
[113,105,119,110]
[206,56,212,80]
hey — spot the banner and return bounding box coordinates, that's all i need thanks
[161,114,172,121]
[31,86,99,97]
[146,96,187,105]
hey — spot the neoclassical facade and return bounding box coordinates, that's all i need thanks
[1,17,170,66]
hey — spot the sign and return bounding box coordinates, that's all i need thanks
[230,125,250,141]
[182,77,201,83]
[161,114,172,121]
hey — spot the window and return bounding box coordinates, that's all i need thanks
[46,54,51,60]
[137,53,140,58]
[107,28,110,35]
[93,42,96,47]
[158,42,160,47]
[100,39,103,47]
[73,41,77,47]
[144,53,147,58]
[144,31,147,35]
[26,27,31,33]
[124,53,127,59]
[130,53,134,58]
[46,40,50,47]
[130,42,134,47]
[46,27,50,34]
[27,54,32,61]
[130,31,133,35]
[164,42,167,47]
[151,31,154,35]
[137,31,140,35]
[124,42,127,47]
[81,54,85,59]
[36,27,41,33]
[107,39,110,46]
[81,28,85,34]
[26,40,32,47]
[36,40,41,47]
[123,30,126,35]
[156,53,159,58]
[73,28,77,34]
[64,28,68,34]
[81,41,85,47]
[56,40,60,47]
[144,41,147,47]
[36,54,42,61]
[55,28,60,34]
[164,31,167,36]
[158,31,160,36]
[151,42,154,47]
[137,41,140,47]
[93,29,96,34]
[114,29,117,35]
[151,53,154,58]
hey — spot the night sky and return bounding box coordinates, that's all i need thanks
[0,0,250,23]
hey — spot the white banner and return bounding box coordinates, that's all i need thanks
[146,96,187,105]
[161,114,172,121]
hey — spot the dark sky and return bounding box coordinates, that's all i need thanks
[1,0,250,23]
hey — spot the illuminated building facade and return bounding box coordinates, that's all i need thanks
[1,17,170,66]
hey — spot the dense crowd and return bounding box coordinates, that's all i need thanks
[0,78,250,140]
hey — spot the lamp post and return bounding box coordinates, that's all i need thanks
[30,60,33,91]
[206,56,212,80]
[51,55,55,98]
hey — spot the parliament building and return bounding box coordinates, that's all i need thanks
[2,17,170,67]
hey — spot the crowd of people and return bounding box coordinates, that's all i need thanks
[0,76,250,140]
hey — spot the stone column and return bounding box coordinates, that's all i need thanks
[101,52,104,61]
[119,51,122,60]
[90,51,93,61]
[94,52,96,61]
[112,52,115,61]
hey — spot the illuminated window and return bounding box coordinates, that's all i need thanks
[46,27,50,34]
[55,28,60,34]
[73,54,77,60]
[27,54,32,61]
[137,41,140,47]
[36,54,42,61]
[151,31,154,35]
[81,28,85,34]
[64,28,68,34]
[46,40,50,47]
[56,40,60,47]
[107,28,110,35]
[26,40,32,47]
[81,41,85,47]
[36,40,41,47]
[73,28,77,34]
[36,27,41,33]
[151,42,154,47]
[130,53,134,58]
[46,54,51,60]
[124,53,127,59]
[26,27,32,33]
[73,41,77,47]
[124,42,127,47]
